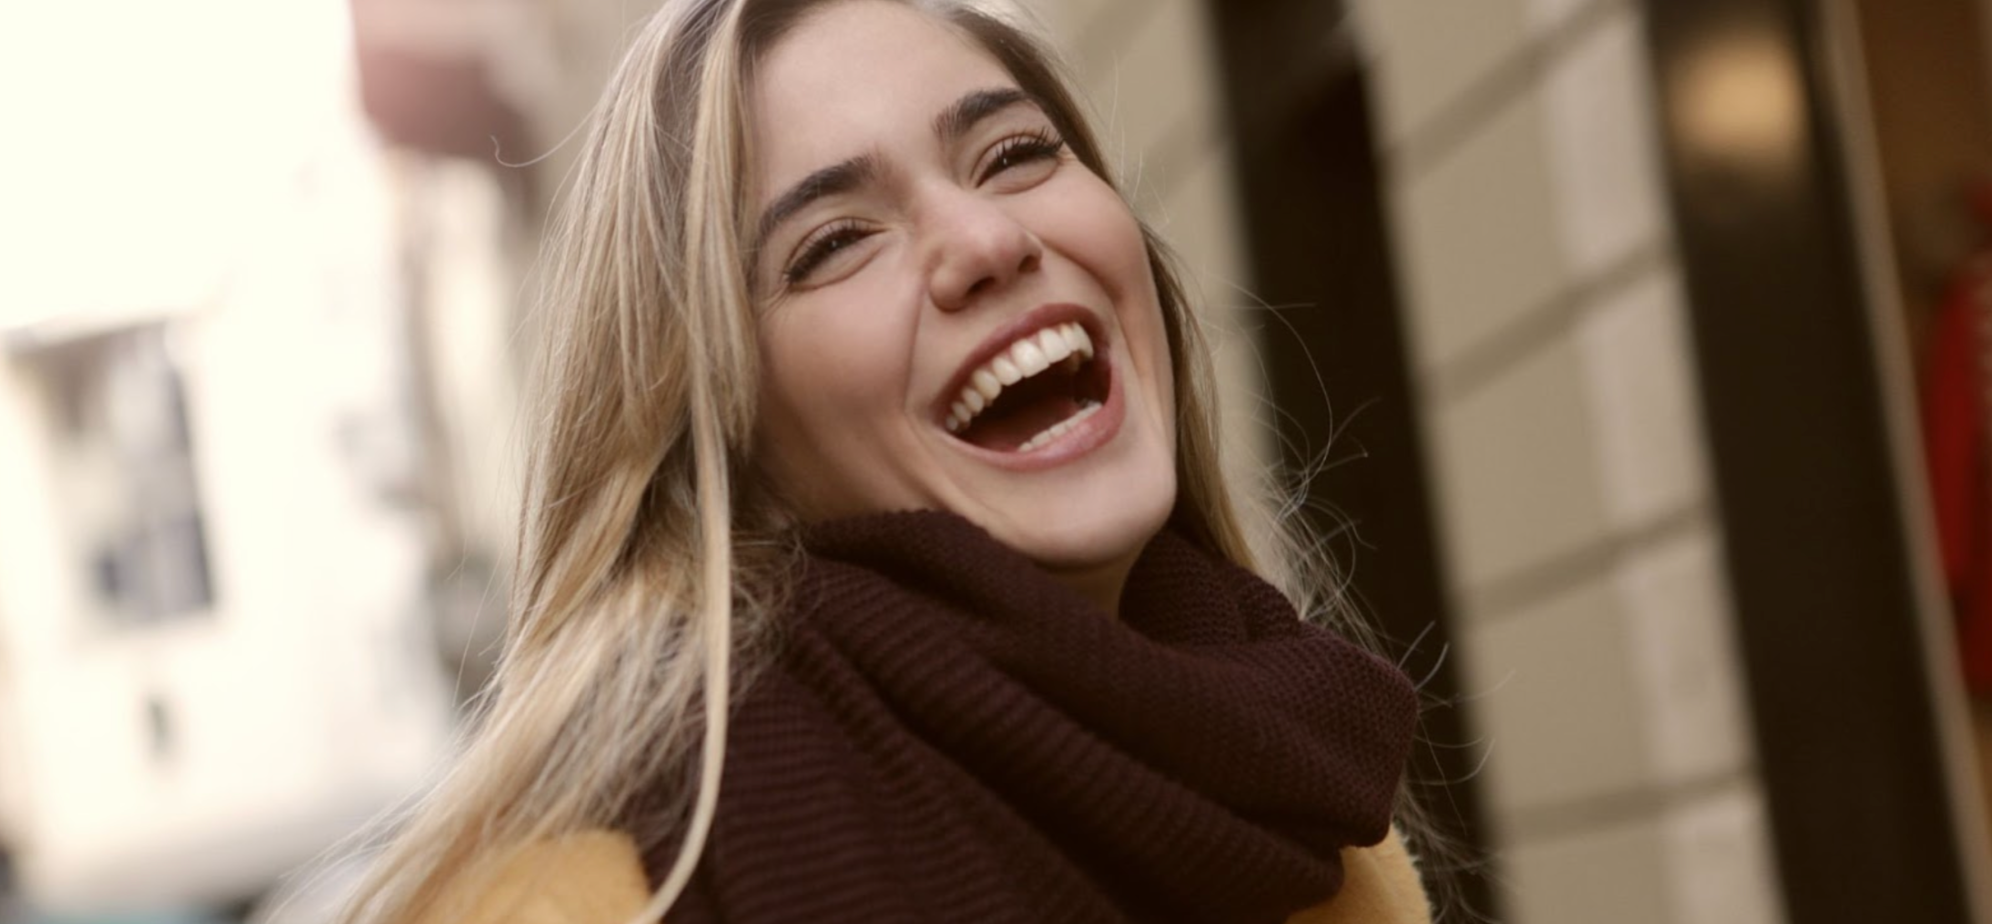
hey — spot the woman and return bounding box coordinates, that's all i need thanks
[340,0,1436,921]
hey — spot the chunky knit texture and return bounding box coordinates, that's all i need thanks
[646,511,1418,923]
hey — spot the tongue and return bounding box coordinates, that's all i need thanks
[961,394,1083,451]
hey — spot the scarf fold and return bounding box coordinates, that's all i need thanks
[651,511,1417,924]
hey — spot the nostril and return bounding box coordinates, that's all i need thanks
[932,226,1041,310]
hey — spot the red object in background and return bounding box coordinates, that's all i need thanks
[1924,242,1992,695]
[347,0,530,163]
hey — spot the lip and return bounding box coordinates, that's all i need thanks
[924,302,1123,472]
[930,302,1104,427]
[944,349,1125,472]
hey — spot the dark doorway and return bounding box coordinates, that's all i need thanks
[1640,0,1987,920]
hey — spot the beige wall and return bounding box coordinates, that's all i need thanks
[1351,0,1784,920]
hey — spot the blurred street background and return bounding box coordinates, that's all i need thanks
[4,0,1992,921]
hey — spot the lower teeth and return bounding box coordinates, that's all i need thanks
[1016,400,1103,452]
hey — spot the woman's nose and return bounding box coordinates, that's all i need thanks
[925,194,1043,312]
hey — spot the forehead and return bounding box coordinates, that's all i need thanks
[749,2,1019,191]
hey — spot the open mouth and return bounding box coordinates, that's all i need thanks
[942,321,1110,453]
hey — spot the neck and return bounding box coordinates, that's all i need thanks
[1047,556,1135,618]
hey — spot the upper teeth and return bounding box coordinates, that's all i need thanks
[945,322,1095,433]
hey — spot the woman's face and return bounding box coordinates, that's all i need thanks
[748,0,1177,609]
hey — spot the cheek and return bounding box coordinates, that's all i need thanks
[1050,187,1152,298]
[1046,189,1168,347]
[1140,302,1179,452]
[754,298,916,509]
[1053,189,1175,412]
[764,316,894,408]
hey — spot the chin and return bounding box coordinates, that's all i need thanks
[986,471,1177,573]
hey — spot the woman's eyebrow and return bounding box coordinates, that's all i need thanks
[753,88,1037,256]
[755,152,881,255]
[932,86,1035,143]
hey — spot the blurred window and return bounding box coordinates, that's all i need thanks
[34,325,213,624]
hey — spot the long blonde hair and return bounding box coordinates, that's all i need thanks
[337,1,1383,921]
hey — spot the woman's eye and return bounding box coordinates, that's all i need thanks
[977,129,1066,185]
[783,221,875,286]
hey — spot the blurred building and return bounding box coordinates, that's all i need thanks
[0,0,515,916]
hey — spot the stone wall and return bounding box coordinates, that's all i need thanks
[1350,1,1783,920]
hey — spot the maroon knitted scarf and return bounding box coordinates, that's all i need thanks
[648,511,1417,923]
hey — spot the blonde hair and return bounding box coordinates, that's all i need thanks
[336,1,1395,921]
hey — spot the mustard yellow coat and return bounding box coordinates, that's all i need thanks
[428,827,1432,924]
